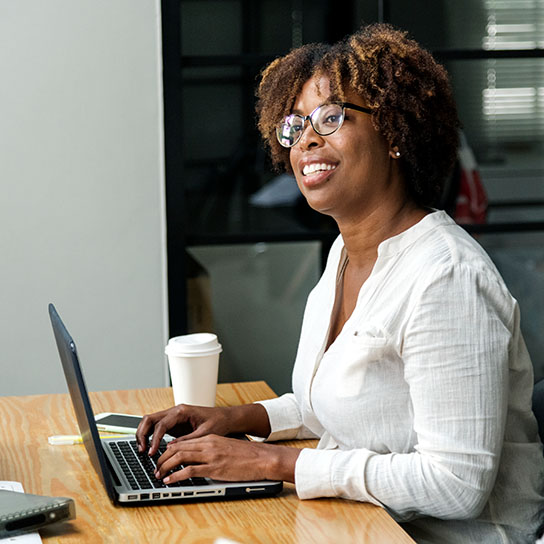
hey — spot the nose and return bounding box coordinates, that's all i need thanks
[297,120,325,150]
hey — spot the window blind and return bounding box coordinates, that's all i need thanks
[480,0,544,151]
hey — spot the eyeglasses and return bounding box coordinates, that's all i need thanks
[276,102,372,148]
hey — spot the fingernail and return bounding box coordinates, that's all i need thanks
[163,477,170,484]
[155,471,160,478]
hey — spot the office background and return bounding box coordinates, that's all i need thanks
[2,0,544,396]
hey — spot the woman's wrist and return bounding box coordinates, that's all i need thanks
[227,403,271,437]
[262,444,301,483]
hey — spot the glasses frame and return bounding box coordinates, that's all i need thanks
[276,102,373,148]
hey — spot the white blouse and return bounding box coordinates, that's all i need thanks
[259,211,544,543]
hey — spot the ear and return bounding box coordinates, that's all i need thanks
[389,145,401,159]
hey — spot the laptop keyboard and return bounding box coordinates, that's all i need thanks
[108,440,209,491]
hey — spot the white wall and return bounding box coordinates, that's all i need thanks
[0,0,168,395]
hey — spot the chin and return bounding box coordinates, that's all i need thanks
[305,200,334,216]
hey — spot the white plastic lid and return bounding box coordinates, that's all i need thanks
[165,333,222,357]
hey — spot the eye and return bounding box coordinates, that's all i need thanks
[324,113,340,124]
[285,115,304,130]
[316,104,343,129]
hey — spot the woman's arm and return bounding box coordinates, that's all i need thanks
[139,395,309,483]
[154,435,302,484]
[137,392,311,481]
[136,402,271,455]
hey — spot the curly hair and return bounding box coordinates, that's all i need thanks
[256,24,460,207]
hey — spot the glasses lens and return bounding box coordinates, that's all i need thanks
[276,114,304,147]
[312,104,344,135]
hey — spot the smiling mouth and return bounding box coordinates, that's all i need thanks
[302,163,337,176]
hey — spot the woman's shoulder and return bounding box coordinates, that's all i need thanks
[384,211,513,303]
[406,211,497,272]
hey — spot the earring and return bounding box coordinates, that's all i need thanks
[390,146,401,159]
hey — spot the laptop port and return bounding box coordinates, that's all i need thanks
[184,491,193,497]
[171,492,182,497]
[152,493,161,499]
[127,495,138,500]
[140,494,149,500]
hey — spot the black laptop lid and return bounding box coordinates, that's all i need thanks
[48,304,117,503]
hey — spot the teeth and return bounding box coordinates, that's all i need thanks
[302,163,337,176]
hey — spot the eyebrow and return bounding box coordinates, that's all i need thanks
[289,101,372,117]
[289,103,325,116]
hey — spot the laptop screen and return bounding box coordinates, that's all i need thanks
[49,303,117,503]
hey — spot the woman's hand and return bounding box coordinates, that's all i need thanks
[135,403,271,456]
[136,405,233,455]
[154,435,300,484]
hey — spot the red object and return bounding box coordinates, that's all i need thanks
[454,132,488,224]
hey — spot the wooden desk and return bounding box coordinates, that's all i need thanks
[0,382,414,543]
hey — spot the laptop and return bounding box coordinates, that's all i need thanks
[48,303,283,504]
[0,486,75,538]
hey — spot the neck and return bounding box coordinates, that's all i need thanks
[337,198,428,270]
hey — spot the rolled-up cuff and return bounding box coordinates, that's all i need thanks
[295,448,337,499]
[248,393,303,442]
[294,447,382,505]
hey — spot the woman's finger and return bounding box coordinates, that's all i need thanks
[155,443,206,478]
[167,425,209,443]
[161,464,207,485]
[136,411,166,451]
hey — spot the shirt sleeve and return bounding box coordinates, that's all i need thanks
[294,263,514,521]
[252,393,320,441]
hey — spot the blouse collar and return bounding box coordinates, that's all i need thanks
[376,210,455,258]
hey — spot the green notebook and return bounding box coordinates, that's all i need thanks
[0,489,75,538]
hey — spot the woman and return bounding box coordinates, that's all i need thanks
[136,24,543,542]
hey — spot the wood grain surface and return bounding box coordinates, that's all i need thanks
[0,382,414,543]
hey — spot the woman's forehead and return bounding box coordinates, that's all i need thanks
[292,75,333,111]
[292,75,367,111]
[308,74,333,98]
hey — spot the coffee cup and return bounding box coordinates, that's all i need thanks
[165,333,222,407]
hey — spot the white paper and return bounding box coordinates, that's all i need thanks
[0,481,42,543]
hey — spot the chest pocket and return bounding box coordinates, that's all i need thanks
[353,324,389,350]
[329,325,391,398]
